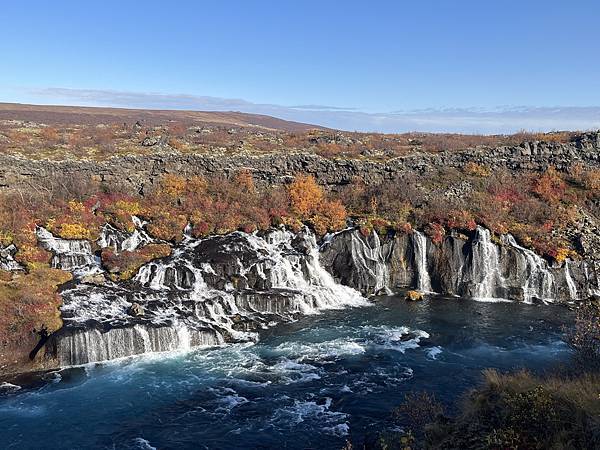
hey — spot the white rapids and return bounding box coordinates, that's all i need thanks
[53,226,368,366]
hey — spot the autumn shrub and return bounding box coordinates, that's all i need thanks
[146,212,188,242]
[463,161,491,177]
[40,126,61,146]
[533,166,567,203]
[424,222,446,244]
[288,174,324,219]
[98,194,144,232]
[0,267,71,352]
[392,391,445,436]
[101,243,172,280]
[419,369,600,450]
[45,200,103,240]
[444,209,476,231]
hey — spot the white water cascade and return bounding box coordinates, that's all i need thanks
[0,244,22,271]
[564,260,578,300]
[469,226,504,299]
[97,216,153,253]
[57,324,222,366]
[412,231,432,293]
[55,227,368,366]
[502,235,555,303]
[36,227,100,273]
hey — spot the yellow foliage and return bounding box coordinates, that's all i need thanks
[160,174,187,198]
[0,265,72,348]
[56,222,95,240]
[0,230,14,246]
[314,199,347,234]
[234,170,256,194]
[67,200,86,213]
[187,176,208,195]
[113,200,142,216]
[464,162,491,177]
[288,175,324,219]
[554,247,575,264]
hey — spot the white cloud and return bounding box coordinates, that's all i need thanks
[28,87,600,134]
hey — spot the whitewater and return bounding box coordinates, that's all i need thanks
[0,296,572,449]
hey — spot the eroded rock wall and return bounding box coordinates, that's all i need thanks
[1,132,598,193]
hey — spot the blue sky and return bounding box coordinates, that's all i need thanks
[2,1,600,132]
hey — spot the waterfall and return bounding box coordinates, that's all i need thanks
[245,228,369,309]
[583,262,600,297]
[412,231,432,292]
[503,235,555,303]
[469,226,503,299]
[564,260,578,300]
[57,324,222,366]
[36,227,100,273]
[98,216,153,253]
[55,227,367,366]
[347,230,391,295]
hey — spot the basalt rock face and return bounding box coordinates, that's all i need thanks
[30,222,598,370]
[0,132,599,193]
[321,227,600,303]
[45,227,366,367]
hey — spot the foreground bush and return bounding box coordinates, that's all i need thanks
[0,267,72,362]
[422,370,600,449]
[372,370,600,449]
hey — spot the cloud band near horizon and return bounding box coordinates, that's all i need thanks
[17,87,600,134]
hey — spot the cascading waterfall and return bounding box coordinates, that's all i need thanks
[53,227,367,366]
[36,227,100,273]
[469,227,504,299]
[564,260,578,300]
[0,244,22,271]
[583,262,600,296]
[97,217,153,253]
[41,217,595,367]
[502,235,555,303]
[57,324,221,366]
[412,231,432,292]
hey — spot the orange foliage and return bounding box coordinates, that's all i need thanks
[288,175,324,219]
[160,174,187,198]
[533,167,566,203]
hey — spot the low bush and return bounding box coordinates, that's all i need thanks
[101,243,172,280]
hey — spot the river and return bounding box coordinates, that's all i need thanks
[0,296,573,449]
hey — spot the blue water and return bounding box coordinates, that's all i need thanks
[0,296,573,449]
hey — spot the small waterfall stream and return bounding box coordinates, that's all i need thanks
[0,244,22,271]
[412,231,432,292]
[564,260,578,300]
[348,231,391,295]
[97,216,153,253]
[36,227,100,273]
[502,235,556,303]
[469,227,504,299]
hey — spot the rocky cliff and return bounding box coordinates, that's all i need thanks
[1,132,599,193]
[14,220,594,372]
[321,227,599,302]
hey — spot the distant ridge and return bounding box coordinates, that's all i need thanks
[0,102,324,132]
